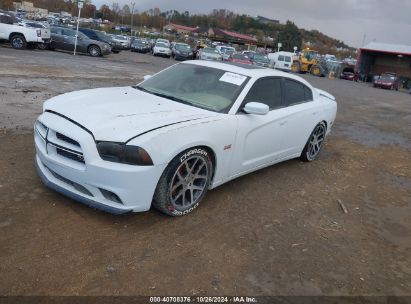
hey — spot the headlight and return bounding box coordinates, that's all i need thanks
[175,50,181,54]
[96,142,153,166]
[189,52,193,55]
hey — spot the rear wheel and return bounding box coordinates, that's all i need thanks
[37,43,49,50]
[88,45,101,57]
[153,147,213,216]
[10,34,26,50]
[301,122,327,162]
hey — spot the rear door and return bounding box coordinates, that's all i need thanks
[279,78,322,155]
[61,28,75,51]
[50,27,64,49]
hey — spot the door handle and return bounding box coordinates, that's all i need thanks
[279,120,287,126]
[312,111,318,115]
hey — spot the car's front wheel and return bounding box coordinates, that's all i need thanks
[301,122,327,162]
[153,147,213,216]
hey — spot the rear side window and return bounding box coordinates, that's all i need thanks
[62,29,75,37]
[243,77,282,110]
[283,79,307,106]
[285,56,292,62]
[304,86,313,101]
[278,55,285,61]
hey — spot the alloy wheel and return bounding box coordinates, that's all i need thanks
[169,156,209,209]
[308,124,326,159]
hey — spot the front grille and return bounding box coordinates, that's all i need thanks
[56,132,80,147]
[56,147,85,163]
[46,165,93,197]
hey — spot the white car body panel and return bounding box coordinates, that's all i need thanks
[35,61,337,214]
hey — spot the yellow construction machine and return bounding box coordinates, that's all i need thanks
[291,48,326,77]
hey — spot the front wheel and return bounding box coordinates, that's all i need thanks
[301,122,327,162]
[153,147,213,216]
[88,45,101,57]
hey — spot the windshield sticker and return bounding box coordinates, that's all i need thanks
[219,72,247,86]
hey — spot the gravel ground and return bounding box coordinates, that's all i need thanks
[0,46,410,296]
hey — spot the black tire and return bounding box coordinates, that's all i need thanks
[112,50,120,54]
[37,43,49,50]
[10,34,27,50]
[153,147,213,216]
[300,122,327,162]
[88,45,101,57]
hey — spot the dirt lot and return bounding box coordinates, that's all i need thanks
[0,46,410,296]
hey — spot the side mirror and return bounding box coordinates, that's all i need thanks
[243,102,269,115]
[143,75,152,81]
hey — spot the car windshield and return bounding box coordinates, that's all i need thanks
[203,48,219,54]
[253,54,269,61]
[135,64,249,113]
[381,75,395,80]
[233,54,248,60]
[156,42,168,48]
[176,44,191,51]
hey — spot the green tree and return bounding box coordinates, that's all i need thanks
[277,20,302,51]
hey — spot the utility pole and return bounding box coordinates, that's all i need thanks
[74,0,84,56]
[130,2,135,36]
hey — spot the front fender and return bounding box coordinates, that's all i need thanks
[128,115,238,185]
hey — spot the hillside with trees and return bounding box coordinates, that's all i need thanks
[1,1,355,56]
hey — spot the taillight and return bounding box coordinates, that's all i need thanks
[36,29,41,37]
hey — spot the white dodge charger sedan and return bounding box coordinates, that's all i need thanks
[34,61,337,216]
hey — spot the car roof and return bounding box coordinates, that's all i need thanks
[183,60,313,86]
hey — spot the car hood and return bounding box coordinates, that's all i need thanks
[43,86,219,142]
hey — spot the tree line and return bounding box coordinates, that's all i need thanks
[1,1,354,55]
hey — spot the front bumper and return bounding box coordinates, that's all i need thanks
[34,112,166,214]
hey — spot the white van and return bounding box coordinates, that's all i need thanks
[268,51,294,71]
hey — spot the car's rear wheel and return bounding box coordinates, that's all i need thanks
[153,147,213,216]
[88,45,101,57]
[301,122,327,162]
[10,34,27,49]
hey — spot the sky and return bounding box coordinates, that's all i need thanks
[92,0,411,47]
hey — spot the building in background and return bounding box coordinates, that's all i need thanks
[356,42,411,81]
[13,1,48,17]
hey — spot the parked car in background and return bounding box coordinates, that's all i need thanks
[222,49,235,61]
[110,35,130,50]
[156,38,170,46]
[340,71,355,81]
[198,47,222,61]
[78,28,122,53]
[131,39,151,53]
[249,53,271,68]
[269,51,293,71]
[0,11,50,49]
[34,61,337,216]
[216,45,235,55]
[373,73,399,90]
[242,50,256,57]
[227,53,252,65]
[172,43,194,60]
[152,42,171,58]
[50,26,111,57]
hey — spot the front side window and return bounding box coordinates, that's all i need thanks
[135,64,249,113]
[243,78,282,110]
